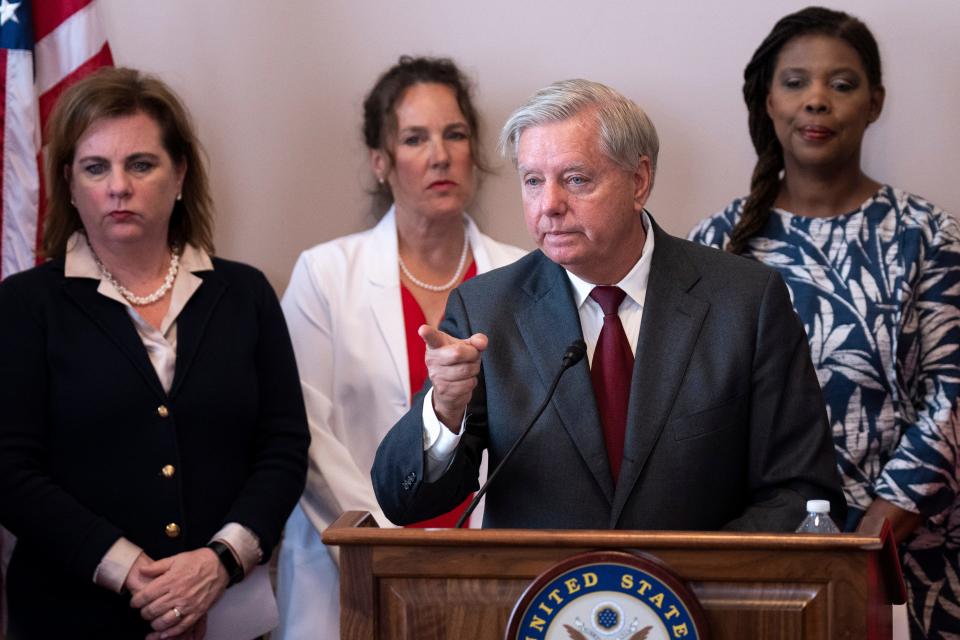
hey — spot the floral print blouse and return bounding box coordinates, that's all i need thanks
[689,186,960,544]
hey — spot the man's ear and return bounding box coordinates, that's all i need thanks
[632,156,653,212]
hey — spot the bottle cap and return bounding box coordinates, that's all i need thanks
[806,499,830,514]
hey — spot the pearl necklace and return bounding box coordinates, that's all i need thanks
[398,228,470,293]
[92,246,180,306]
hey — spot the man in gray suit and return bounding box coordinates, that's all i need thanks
[372,79,844,531]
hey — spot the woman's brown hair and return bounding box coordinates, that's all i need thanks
[42,67,214,259]
[362,55,489,217]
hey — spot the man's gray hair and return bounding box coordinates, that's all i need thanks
[499,79,659,177]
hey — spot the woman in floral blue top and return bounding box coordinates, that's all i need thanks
[689,7,960,639]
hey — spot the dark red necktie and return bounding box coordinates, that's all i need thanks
[589,286,634,483]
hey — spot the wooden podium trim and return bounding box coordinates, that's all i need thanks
[324,511,888,552]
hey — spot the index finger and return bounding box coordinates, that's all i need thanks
[419,324,455,350]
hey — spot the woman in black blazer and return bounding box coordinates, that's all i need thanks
[0,68,309,639]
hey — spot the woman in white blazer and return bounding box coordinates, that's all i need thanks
[275,57,525,638]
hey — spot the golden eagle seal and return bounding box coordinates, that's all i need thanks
[563,623,652,639]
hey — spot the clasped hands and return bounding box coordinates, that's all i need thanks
[125,547,229,639]
[420,325,488,432]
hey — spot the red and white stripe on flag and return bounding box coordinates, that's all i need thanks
[0,0,112,280]
[0,1,112,633]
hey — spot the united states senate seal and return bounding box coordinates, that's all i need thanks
[505,551,708,640]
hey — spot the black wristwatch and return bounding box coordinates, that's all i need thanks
[207,540,244,587]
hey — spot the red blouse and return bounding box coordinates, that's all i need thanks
[400,260,478,528]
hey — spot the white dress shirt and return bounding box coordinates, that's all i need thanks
[422,212,655,481]
[62,232,262,592]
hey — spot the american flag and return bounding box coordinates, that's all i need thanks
[0,0,112,631]
[0,0,112,279]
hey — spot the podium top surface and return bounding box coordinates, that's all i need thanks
[322,510,890,552]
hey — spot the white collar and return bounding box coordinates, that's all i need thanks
[64,231,213,319]
[64,231,213,280]
[565,210,655,310]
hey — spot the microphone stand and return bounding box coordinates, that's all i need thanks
[454,340,586,528]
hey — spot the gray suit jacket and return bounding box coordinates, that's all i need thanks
[372,218,844,531]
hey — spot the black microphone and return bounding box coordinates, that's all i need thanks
[454,339,587,528]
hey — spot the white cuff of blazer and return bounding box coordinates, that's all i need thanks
[93,537,143,593]
[422,387,466,482]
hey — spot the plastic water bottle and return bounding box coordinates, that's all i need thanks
[795,499,840,534]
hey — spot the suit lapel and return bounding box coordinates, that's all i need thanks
[611,223,708,526]
[370,292,408,394]
[366,208,409,397]
[515,254,615,503]
[171,270,226,395]
[63,278,167,399]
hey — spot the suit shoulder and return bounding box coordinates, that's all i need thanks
[457,250,552,298]
[671,232,774,275]
[209,256,269,285]
[0,260,65,298]
[206,257,284,308]
[670,234,776,282]
[289,227,382,285]
[0,262,71,329]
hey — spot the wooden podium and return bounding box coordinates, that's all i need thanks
[323,511,905,640]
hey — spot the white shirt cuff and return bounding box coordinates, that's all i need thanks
[93,537,143,593]
[211,522,263,576]
[422,387,466,482]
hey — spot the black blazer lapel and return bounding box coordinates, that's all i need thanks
[514,255,615,504]
[171,271,226,395]
[62,278,167,399]
[611,223,708,526]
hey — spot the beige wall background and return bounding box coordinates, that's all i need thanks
[96,0,960,292]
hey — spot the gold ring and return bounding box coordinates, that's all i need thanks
[172,607,182,619]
